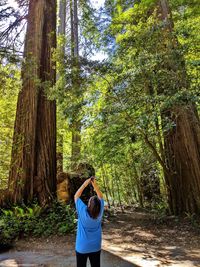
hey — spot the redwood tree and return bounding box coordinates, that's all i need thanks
[157,0,200,214]
[8,0,57,205]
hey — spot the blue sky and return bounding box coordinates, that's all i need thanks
[8,0,18,8]
[91,0,105,9]
[7,0,107,60]
[9,0,105,9]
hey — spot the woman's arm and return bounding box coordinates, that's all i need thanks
[91,178,103,199]
[74,178,91,202]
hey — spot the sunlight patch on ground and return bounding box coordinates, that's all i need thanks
[0,259,21,267]
[134,230,156,239]
[103,241,161,267]
[102,239,199,267]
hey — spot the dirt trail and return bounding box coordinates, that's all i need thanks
[103,209,200,266]
[0,235,134,267]
[0,209,200,267]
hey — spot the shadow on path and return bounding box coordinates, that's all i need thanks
[0,249,140,267]
[101,250,139,267]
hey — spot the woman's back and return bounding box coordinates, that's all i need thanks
[74,177,104,267]
[75,198,104,254]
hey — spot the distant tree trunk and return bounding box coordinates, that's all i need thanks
[57,134,63,173]
[110,165,117,206]
[57,0,66,174]
[140,165,161,206]
[111,178,116,206]
[114,166,124,212]
[142,77,161,205]
[157,0,200,214]
[58,0,66,38]
[126,168,138,204]
[7,0,57,205]
[70,0,81,169]
[73,0,79,58]
[129,146,144,207]
[132,161,143,208]
[101,165,111,208]
[71,120,81,168]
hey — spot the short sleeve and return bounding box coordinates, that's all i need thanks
[75,198,86,216]
[99,198,104,218]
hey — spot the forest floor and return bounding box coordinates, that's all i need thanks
[0,208,200,267]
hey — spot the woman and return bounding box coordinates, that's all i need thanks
[74,177,104,267]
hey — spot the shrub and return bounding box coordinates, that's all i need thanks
[0,201,77,245]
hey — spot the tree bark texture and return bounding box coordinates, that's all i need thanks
[57,163,96,204]
[157,0,200,214]
[163,106,200,214]
[7,0,57,205]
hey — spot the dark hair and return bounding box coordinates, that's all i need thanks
[88,196,101,219]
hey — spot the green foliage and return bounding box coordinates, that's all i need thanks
[152,200,169,215]
[185,213,200,231]
[0,61,20,188]
[0,0,199,215]
[0,202,76,245]
[78,0,200,210]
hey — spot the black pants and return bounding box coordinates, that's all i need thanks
[76,250,101,267]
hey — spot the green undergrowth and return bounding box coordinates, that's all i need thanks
[0,201,77,246]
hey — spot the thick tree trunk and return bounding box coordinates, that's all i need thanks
[163,106,200,214]
[157,0,200,214]
[7,0,57,205]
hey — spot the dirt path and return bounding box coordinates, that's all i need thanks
[0,235,134,267]
[103,209,200,266]
[0,209,200,267]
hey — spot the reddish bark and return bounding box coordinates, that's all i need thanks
[7,0,57,205]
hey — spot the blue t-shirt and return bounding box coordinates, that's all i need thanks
[75,198,104,253]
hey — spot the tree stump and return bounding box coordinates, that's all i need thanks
[57,163,96,205]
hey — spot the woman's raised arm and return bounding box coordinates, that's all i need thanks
[91,178,103,199]
[74,178,91,202]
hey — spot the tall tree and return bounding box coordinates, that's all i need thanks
[97,0,200,213]
[57,0,67,173]
[55,0,100,170]
[70,0,81,168]
[157,0,200,214]
[58,0,67,39]
[8,0,57,205]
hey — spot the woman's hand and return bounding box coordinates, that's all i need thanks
[91,178,103,199]
[83,178,92,187]
[91,178,97,187]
